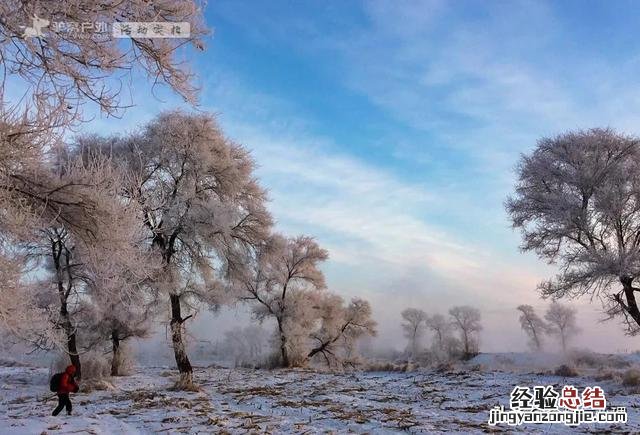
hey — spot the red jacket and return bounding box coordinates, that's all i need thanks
[57,365,79,394]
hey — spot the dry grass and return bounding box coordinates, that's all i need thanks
[169,373,203,392]
[363,361,411,372]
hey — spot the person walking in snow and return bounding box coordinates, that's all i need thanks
[51,365,79,416]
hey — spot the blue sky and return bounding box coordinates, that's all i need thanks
[94,0,640,352]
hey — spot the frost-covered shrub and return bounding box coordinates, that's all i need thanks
[81,351,111,380]
[569,350,610,368]
[52,351,110,381]
[51,351,116,392]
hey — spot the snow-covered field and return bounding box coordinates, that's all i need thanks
[1,356,638,434]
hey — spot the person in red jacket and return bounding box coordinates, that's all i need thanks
[52,365,79,416]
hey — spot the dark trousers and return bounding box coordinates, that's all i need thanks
[52,393,72,416]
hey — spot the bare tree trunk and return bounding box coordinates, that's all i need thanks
[412,335,417,360]
[52,236,81,379]
[463,330,470,358]
[111,330,121,376]
[436,330,444,353]
[276,317,289,367]
[170,294,193,387]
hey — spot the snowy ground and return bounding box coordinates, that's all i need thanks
[1,357,639,434]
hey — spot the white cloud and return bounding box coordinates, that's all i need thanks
[199,62,639,352]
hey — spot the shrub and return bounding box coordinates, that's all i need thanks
[554,364,579,377]
[470,363,485,372]
[435,361,456,373]
[363,361,408,372]
[607,355,632,369]
[594,369,618,382]
[569,350,603,367]
[623,368,640,386]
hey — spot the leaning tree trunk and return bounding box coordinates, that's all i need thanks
[531,325,541,351]
[170,294,193,387]
[111,330,121,376]
[619,276,640,328]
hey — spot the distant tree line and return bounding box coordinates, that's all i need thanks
[517,303,580,352]
[400,305,482,362]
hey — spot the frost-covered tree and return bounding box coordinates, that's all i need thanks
[545,302,580,352]
[278,289,326,366]
[506,128,640,334]
[0,0,206,222]
[516,305,548,351]
[235,233,328,367]
[449,306,482,358]
[308,296,377,368]
[400,308,428,359]
[0,0,206,128]
[34,227,84,375]
[426,313,454,357]
[0,0,206,340]
[0,249,54,346]
[85,111,272,387]
[82,288,156,376]
[20,152,151,379]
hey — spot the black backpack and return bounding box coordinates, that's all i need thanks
[49,372,63,392]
